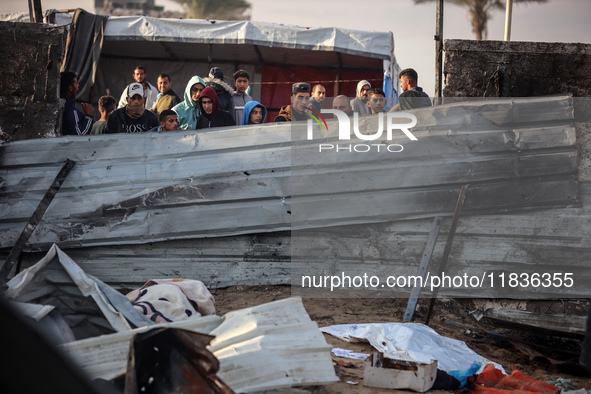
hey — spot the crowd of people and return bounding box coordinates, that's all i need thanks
[60,66,431,136]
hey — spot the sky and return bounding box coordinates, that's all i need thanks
[3,0,591,96]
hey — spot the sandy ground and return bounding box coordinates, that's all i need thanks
[211,285,591,393]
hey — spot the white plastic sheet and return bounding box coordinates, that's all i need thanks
[321,322,505,374]
[6,244,154,336]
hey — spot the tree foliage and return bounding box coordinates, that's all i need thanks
[414,0,546,40]
[174,0,252,20]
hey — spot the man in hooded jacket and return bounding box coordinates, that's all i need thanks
[350,80,372,115]
[172,75,206,130]
[195,87,236,129]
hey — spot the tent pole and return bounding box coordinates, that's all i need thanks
[504,0,513,41]
[208,44,213,70]
[435,0,444,100]
[336,53,343,95]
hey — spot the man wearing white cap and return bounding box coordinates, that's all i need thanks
[106,82,159,133]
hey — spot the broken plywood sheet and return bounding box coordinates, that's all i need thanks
[60,297,338,392]
[0,96,578,252]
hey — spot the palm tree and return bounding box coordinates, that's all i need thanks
[173,0,252,20]
[414,0,546,40]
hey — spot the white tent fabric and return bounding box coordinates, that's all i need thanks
[2,12,401,97]
[55,15,395,61]
[51,13,401,98]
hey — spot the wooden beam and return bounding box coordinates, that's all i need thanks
[435,0,444,99]
[28,0,43,23]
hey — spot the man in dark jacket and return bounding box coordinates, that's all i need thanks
[274,82,310,122]
[152,73,182,116]
[389,68,432,112]
[204,67,234,113]
[195,87,236,129]
[308,84,326,113]
[105,82,159,133]
[60,71,94,136]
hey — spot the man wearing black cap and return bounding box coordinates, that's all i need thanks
[274,82,311,122]
[204,67,235,113]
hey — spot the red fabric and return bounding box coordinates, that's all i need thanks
[467,364,559,394]
[261,66,382,123]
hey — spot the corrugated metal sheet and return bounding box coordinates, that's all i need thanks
[12,233,291,289]
[291,182,591,299]
[0,96,578,254]
[0,124,292,250]
[8,180,590,293]
[60,297,338,392]
[290,96,578,229]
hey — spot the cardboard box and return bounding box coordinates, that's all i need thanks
[363,353,437,392]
